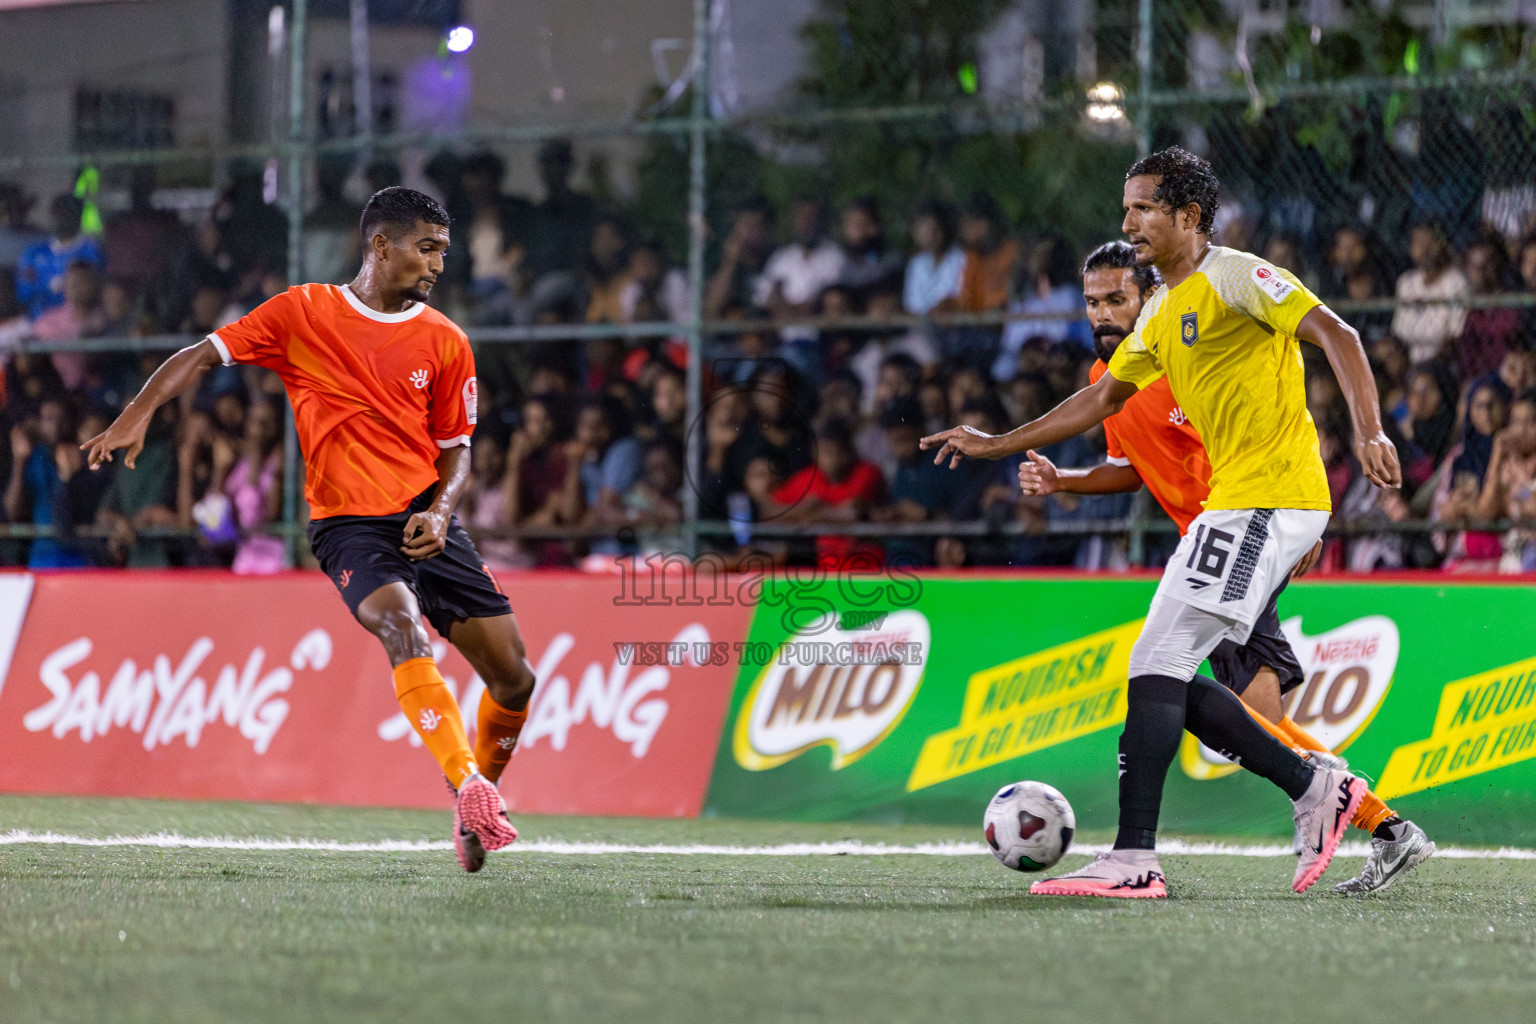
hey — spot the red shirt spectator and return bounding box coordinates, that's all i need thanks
[774,420,885,569]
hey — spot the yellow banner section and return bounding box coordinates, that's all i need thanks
[905,619,1142,792]
[1376,654,1536,800]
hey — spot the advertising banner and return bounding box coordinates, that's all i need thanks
[0,572,748,818]
[3,568,1532,841]
[704,576,1536,845]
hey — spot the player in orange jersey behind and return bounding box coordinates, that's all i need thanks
[83,188,535,873]
[1014,240,1433,894]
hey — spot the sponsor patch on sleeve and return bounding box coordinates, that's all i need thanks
[463,376,478,425]
[1252,264,1295,303]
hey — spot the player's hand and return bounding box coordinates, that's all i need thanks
[506,429,533,464]
[54,443,82,482]
[81,411,150,470]
[401,509,448,561]
[1355,430,1401,490]
[1290,538,1324,580]
[1017,450,1059,496]
[919,425,998,469]
[722,230,746,265]
[9,425,32,464]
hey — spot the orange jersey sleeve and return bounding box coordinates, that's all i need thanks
[208,284,478,519]
[429,331,478,449]
[209,291,296,370]
[1090,359,1210,534]
[1102,411,1128,464]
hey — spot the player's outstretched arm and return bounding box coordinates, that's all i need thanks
[1296,305,1401,489]
[81,339,224,470]
[1017,449,1144,496]
[920,371,1138,469]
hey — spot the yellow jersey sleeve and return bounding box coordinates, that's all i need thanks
[1205,249,1321,337]
[1106,332,1164,389]
[1105,297,1165,389]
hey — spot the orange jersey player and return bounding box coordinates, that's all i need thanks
[1088,359,1209,534]
[1013,240,1432,894]
[84,187,536,873]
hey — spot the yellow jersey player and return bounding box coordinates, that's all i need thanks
[923,147,1401,898]
[1017,240,1433,893]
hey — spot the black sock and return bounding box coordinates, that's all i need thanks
[1184,675,1314,802]
[1113,675,1188,851]
[1372,815,1404,841]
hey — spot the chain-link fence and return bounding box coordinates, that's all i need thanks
[1,0,1533,575]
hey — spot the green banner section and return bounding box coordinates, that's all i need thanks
[702,577,1536,846]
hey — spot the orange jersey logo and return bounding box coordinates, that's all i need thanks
[209,284,477,519]
[1091,359,1211,534]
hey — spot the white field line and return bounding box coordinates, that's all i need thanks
[0,831,1534,860]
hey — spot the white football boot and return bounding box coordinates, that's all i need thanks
[1291,767,1366,893]
[1334,821,1436,895]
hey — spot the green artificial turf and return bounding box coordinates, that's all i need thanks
[1,795,1533,1024]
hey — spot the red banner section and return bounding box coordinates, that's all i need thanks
[0,572,750,818]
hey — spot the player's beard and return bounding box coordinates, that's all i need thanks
[1093,326,1128,363]
[403,279,434,303]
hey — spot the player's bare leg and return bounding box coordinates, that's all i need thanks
[446,612,538,785]
[357,582,436,667]
[356,583,516,871]
[1241,667,1352,769]
[1237,668,1285,724]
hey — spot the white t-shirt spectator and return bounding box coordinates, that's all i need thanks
[1392,267,1469,365]
[753,239,846,308]
[903,247,965,315]
[753,240,846,342]
[620,268,689,324]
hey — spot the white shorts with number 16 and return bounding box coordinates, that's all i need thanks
[1128,507,1329,682]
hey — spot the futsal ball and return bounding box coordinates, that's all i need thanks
[983,781,1075,872]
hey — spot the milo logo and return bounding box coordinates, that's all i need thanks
[1181,615,1399,780]
[1278,615,1400,745]
[732,610,929,771]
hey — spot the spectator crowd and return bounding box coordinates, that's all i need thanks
[2,141,1535,574]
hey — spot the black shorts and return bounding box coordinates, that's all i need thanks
[308,487,511,637]
[1206,578,1305,696]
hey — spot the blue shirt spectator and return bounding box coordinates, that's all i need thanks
[0,184,47,271]
[573,398,644,534]
[993,283,1093,380]
[993,236,1093,380]
[17,195,104,319]
[5,398,91,568]
[580,435,642,510]
[904,249,965,315]
[903,200,965,315]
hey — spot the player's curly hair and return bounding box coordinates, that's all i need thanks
[1125,146,1220,236]
[360,186,450,241]
[1082,241,1161,296]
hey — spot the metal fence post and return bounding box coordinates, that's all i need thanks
[683,0,711,557]
[282,0,308,567]
[1136,0,1153,156]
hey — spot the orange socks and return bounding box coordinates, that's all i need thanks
[474,692,528,785]
[393,658,477,789]
[1248,709,1307,756]
[393,658,530,790]
[1351,789,1397,835]
[1274,717,1329,758]
[1273,715,1399,834]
